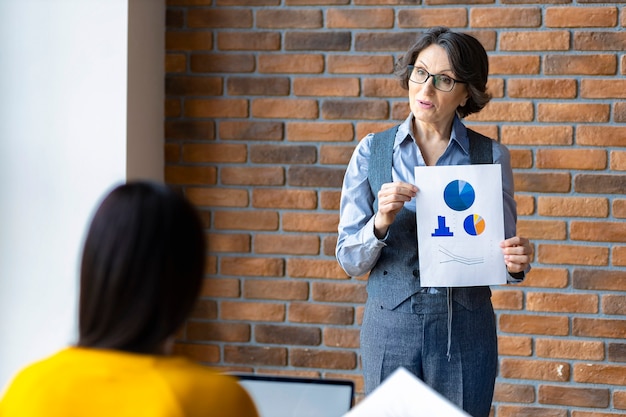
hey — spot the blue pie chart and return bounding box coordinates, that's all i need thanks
[443,180,475,211]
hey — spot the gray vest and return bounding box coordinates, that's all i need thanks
[367,126,495,310]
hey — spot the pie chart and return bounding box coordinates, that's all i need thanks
[443,180,475,211]
[464,214,486,236]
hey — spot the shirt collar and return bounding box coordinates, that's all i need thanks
[395,113,471,156]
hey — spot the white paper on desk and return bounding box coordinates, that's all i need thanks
[343,367,471,417]
[414,164,507,287]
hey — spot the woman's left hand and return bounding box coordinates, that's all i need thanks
[500,236,532,274]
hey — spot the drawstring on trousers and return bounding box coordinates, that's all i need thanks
[446,287,453,362]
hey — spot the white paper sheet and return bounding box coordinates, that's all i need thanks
[342,367,471,417]
[414,164,507,287]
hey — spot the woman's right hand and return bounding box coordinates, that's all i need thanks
[374,181,418,239]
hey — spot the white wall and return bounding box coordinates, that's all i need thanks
[0,0,164,388]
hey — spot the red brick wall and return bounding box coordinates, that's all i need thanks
[165,1,626,415]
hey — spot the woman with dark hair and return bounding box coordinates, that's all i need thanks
[0,182,258,417]
[336,27,532,417]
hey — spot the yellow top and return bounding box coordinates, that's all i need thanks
[0,347,258,417]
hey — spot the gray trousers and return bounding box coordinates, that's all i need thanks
[360,291,498,417]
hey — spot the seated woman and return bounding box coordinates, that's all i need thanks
[0,181,258,417]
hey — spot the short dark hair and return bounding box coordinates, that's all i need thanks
[394,26,491,118]
[77,181,206,354]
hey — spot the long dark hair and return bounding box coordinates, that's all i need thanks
[77,181,205,354]
[395,26,491,118]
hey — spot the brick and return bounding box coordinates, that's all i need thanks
[574,31,626,51]
[574,363,626,385]
[294,77,360,96]
[353,32,418,52]
[165,53,186,73]
[324,328,360,348]
[173,343,220,363]
[493,382,535,403]
[250,144,316,164]
[498,335,532,356]
[187,321,251,342]
[536,339,605,361]
[573,318,626,339]
[489,55,540,75]
[320,191,342,210]
[182,143,246,163]
[287,123,354,143]
[190,53,255,73]
[166,31,213,51]
[516,219,566,241]
[288,302,354,325]
[221,301,285,321]
[582,80,626,99]
[252,189,317,209]
[362,78,405,98]
[251,98,319,119]
[189,299,218,319]
[355,122,398,140]
[537,103,609,122]
[254,234,320,255]
[602,295,626,315]
[501,125,572,146]
[285,31,351,51]
[500,31,570,51]
[538,244,608,266]
[288,166,345,188]
[287,259,349,279]
[220,256,284,277]
[187,9,252,28]
[499,314,569,336]
[165,98,181,117]
[327,8,394,28]
[491,289,524,310]
[312,282,367,303]
[573,269,626,291]
[321,99,388,120]
[200,278,240,298]
[515,194,535,216]
[221,167,285,186]
[611,151,626,171]
[165,120,215,140]
[214,210,279,231]
[575,174,626,195]
[615,200,626,218]
[509,149,533,169]
[521,268,568,289]
[466,101,534,122]
[609,343,626,363]
[571,221,626,242]
[513,172,571,193]
[217,32,281,51]
[185,98,248,118]
[527,292,598,314]
[539,385,609,408]
[537,197,609,218]
[290,348,356,370]
[282,212,339,233]
[323,237,337,257]
[616,101,626,122]
[544,54,616,75]
[500,358,570,382]
[327,55,393,74]
[258,54,325,74]
[165,166,217,185]
[224,345,287,366]
[227,76,290,96]
[616,391,626,410]
[217,0,279,4]
[537,149,606,170]
[391,102,411,120]
[186,187,249,207]
[545,6,618,27]
[577,126,626,147]
[207,233,250,253]
[257,9,323,29]
[508,79,576,99]
[397,8,467,28]
[166,76,222,95]
[470,7,541,28]
[255,324,321,346]
[166,9,184,28]
[244,279,309,300]
[487,78,504,98]
[497,405,566,417]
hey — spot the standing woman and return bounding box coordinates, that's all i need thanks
[0,182,258,417]
[336,27,532,417]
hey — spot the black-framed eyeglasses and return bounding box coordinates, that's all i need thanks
[407,65,466,92]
